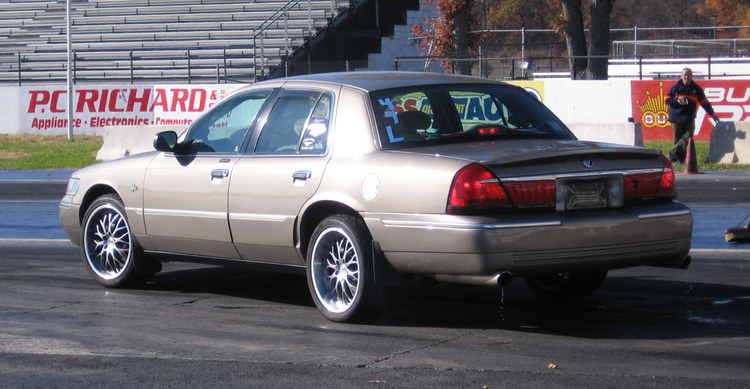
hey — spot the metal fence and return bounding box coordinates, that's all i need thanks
[393,54,750,80]
[394,26,750,80]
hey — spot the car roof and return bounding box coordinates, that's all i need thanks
[269,71,506,92]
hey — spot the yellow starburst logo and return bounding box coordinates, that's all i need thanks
[636,82,669,128]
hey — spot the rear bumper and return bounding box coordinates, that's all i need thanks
[363,201,692,277]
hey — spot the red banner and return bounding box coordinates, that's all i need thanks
[631,80,750,141]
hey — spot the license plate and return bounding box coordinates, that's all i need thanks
[563,180,607,210]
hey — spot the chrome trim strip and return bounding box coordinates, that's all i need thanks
[501,168,663,182]
[380,219,562,230]
[638,209,692,219]
[229,213,289,222]
[143,208,227,219]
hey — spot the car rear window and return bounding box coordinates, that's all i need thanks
[370,83,574,150]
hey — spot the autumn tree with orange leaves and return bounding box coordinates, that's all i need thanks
[695,0,750,37]
[411,0,479,75]
[414,0,615,79]
[415,0,746,78]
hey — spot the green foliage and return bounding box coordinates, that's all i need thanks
[0,135,102,170]
[644,140,750,171]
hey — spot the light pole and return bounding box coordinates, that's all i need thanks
[66,0,73,141]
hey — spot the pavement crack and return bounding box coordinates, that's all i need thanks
[361,330,482,368]
[176,299,201,306]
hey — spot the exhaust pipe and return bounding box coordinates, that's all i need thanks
[433,272,514,286]
[651,255,692,269]
[497,272,513,287]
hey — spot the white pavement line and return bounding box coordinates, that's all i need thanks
[690,248,750,255]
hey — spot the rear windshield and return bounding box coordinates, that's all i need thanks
[370,83,574,150]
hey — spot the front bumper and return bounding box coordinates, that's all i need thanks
[59,199,82,246]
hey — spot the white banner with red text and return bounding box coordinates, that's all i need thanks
[15,84,243,135]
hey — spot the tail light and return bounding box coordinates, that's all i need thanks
[447,163,511,214]
[503,181,556,207]
[656,154,677,199]
[623,155,676,201]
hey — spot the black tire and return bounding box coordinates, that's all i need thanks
[306,214,387,322]
[523,270,608,301]
[81,194,160,288]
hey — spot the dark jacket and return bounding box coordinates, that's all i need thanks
[665,79,715,124]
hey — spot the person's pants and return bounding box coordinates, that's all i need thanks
[668,121,695,163]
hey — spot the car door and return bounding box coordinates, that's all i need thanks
[229,89,334,265]
[142,89,274,258]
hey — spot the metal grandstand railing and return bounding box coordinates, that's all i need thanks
[251,0,352,81]
[0,0,351,84]
[252,0,310,81]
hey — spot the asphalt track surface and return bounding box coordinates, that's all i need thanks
[1,170,749,389]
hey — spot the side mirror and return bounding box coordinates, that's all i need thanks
[153,131,178,152]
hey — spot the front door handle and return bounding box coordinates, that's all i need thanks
[210,169,229,179]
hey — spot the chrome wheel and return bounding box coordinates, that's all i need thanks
[84,203,131,280]
[307,215,388,322]
[81,194,158,288]
[310,226,360,314]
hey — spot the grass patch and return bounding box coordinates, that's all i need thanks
[0,135,747,171]
[644,140,750,171]
[0,134,102,170]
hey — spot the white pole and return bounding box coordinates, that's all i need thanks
[66,0,73,141]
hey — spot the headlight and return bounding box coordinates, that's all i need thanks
[65,178,80,196]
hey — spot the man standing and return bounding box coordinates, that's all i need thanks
[665,67,720,163]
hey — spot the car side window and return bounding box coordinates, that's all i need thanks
[299,94,331,154]
[255,91,331,154]
[374,91,436,143]
[183,89,272,153]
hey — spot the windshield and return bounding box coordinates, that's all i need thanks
[370,83,574,150]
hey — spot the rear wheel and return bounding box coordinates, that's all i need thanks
[81,194,160,288]
[306,214,387,322]
[523,270,608,301]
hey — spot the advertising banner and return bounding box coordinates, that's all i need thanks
[22,84,244,135]
[631,80,750,141]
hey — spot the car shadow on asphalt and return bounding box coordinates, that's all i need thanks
[141,263,750,340]
[145,264,314,308]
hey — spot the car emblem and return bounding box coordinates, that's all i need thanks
[582,158,594,168]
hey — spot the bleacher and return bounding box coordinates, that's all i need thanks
[0,0,354,84]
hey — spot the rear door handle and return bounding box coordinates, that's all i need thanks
[293,170,311,181]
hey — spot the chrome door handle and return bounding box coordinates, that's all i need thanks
[210,169,229,179]
[293,170,311,181]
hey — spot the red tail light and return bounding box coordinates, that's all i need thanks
[624,173,660,199]
[623,155,676,201]
[447,163,511,214]
[504,181,556,206]
[656,154,677,198]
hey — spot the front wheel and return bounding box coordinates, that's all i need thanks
[81,194,160,288]
[306,215,387,322]
[523,270,608,301]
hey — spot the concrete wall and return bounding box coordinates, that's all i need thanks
[708,121,750,164]
[0,86,21,134]
[568,122,643,146]
[362,5,441,72]
[96,125,184,160]
[543,79,634,125]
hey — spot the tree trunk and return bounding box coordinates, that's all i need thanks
[588,0,613,79]
[561,0,588,79]
[453,3,473,75]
